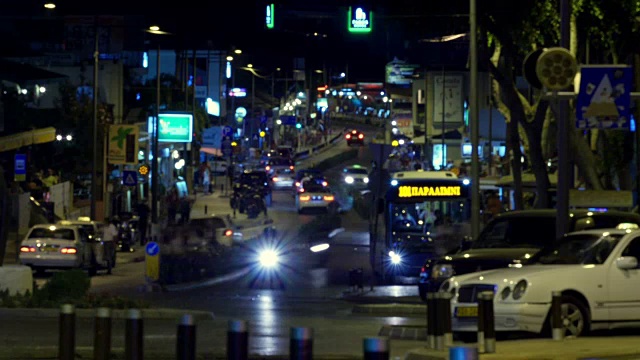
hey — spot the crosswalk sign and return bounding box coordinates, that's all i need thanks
[122,170,138,186]
[576,65,632,129]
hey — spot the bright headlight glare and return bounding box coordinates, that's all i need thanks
[363,177,369,183]
[389,251,402,264]
[345,176,354,184]
[310,243,330,252]
[512,280,528,300]
[500,287,511,300]
[431,264,454,279]
[258,249,279,268]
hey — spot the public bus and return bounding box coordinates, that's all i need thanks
[375,170,471,283]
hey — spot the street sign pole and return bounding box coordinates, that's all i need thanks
[556,0,571,240]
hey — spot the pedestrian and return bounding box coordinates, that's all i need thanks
[178,197,192,225]
[166,187,179,225]
[135,200,150,245]
[202,163,211,195]
[103,217,119,243]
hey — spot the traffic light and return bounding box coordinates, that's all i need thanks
[295,123,302,129]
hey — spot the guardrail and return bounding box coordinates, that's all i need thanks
[294,129,345,161]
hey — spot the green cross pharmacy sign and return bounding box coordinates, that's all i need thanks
[158,113,193,143]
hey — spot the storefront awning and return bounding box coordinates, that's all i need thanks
[0,127,57,152]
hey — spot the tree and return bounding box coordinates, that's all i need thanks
[480,0,640,209]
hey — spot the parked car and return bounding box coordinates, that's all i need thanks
[235,169,273,206]
[19,223,111,276]
[418,209,640,301]
[446,227,640,338]
[57,218,116,270]
[296,178,335,214]
[190,214,277,247]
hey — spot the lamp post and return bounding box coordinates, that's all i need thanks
[90,18,99,220]
[146,25,171,224]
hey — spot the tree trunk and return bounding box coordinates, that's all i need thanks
[525,124,550,208]
[569,126,604,190]
[508,118,524,210]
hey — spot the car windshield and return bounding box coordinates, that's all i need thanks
[275,169,294,175]
[29,228,75,240]
[345,168,368,174]
[269,158,293,166]
[530,233,623,265]
[471,216,556,249]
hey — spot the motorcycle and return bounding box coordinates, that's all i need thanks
[115,213,139,252]
[245,189,266,219]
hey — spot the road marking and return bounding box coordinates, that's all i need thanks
[164,267,251,292]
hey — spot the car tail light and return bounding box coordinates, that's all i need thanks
[20,246,36,253]
[290,166,294,170]
[61,247,77,254]
[322,181,328,187]
[345,134,351,139]
[298,188,304,193]
[420,266,426,274]
[323,195,335,201]
[299,195,311,201]
[272,177,279,182]
[265,166,271,171]
[358,134,364,139]
[224,229,233,237]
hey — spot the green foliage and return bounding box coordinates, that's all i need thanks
[0,270,149,309]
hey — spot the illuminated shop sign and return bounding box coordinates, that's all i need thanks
[229,88,247,97]
[265,4,275,29]
[398,185,462,198]
[348,6,372,33]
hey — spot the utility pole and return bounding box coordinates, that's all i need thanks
[91,19,99,220]
[469,0,481,238]
[151,45,160,224]
[556,0,571,240]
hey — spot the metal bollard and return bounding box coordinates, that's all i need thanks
[125,309,144,360]
[204,205,208,214]
[93,307,112,360]
[227,320,248,360]
[426,292,436,349]
[363,337,389,360]
[177,314,196,360]
[58,304,75,360]
[434,292,445,350]
[289,327,313,360]
[449,346,479,360]
[439,291,453,347]
[479,291,496,353]
[551,291,564,341]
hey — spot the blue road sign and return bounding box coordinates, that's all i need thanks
[222,126,233,137]
[122,170,138,186]
[14,154,26,182]
[145,241,160,256]
[576,65,632,129]
[280,115,296,126]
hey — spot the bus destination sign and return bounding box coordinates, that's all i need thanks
[398,185,462,198]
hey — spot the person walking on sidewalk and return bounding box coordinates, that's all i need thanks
[135,200,150,245]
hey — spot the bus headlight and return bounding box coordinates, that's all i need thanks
[389,251,402,265]
[258,249,279,268]
[363,177,369,183]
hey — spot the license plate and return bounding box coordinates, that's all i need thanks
[455,306,478,318]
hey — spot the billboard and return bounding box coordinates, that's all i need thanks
[385,59,419,86]
[148,113,193,143]
[108,125,139,165]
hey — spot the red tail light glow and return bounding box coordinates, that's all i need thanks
[290,166,294,170]
[272,177,279,182]
[322,181,328,187]
[345,134,351,139]
[61,247,77,254]
[358,134,364,139]
[20,246,36,253]
[224,229,233,237]
[420,266,426,274]
[265,166,271,171]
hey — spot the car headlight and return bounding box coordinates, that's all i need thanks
[512,280,528,300]
[431,264,454,279]
[258,249,279,268]
[388,251,402,264]
[363,177,369,183]
[345,176,354,184]
[310,243,330,252]
[500,287,511,300]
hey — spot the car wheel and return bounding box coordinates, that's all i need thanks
[545,295,590,338]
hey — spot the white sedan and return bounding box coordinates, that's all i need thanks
[341,166,369,187]
[296,180,335,214]
[443,228,640,338]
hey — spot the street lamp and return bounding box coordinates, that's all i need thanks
[43,3,56,9]
[145,25,172,224]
